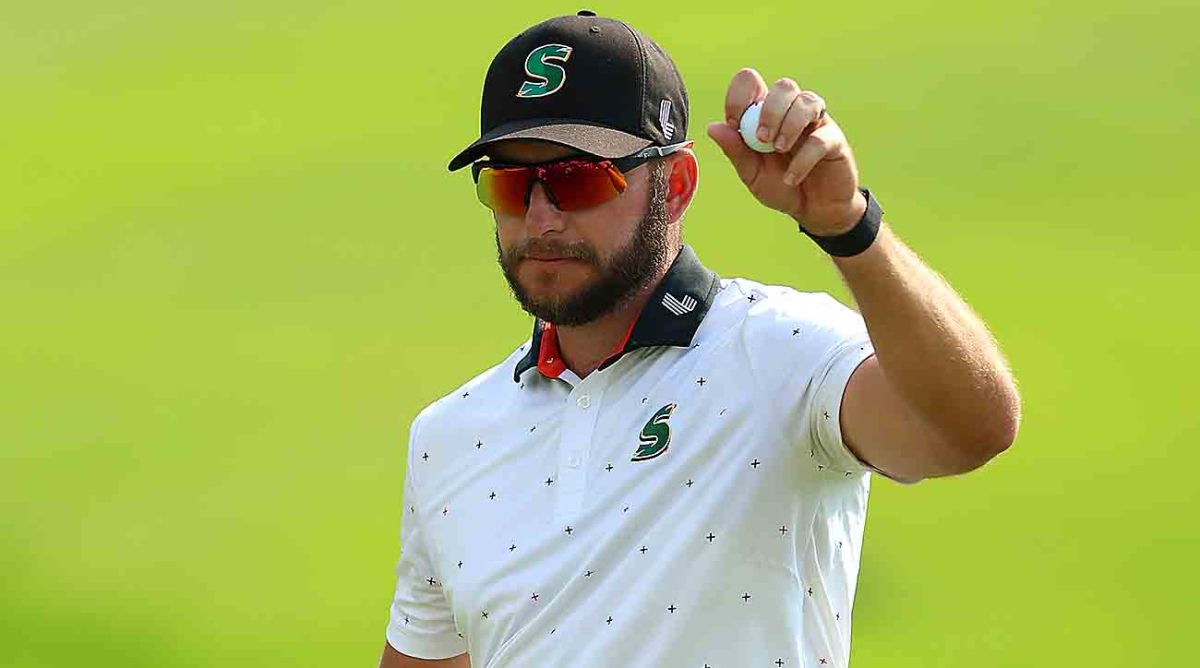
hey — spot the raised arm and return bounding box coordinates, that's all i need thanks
[707,68,1019,482]
[832,223,1019,481]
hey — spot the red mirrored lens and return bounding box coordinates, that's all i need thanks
[477,168,533,216]
[475,160,627,215]
[543,161,626,211]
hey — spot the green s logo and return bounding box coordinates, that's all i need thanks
[632,403,677,462]
[517,44,574,98]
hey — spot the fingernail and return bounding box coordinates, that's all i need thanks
[757,127,768,142]
[726,117,738,128]
[784,174,798,186]
[774,136,788,151]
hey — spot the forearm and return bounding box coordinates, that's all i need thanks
[827,222,1021,454]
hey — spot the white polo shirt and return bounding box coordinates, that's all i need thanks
[385,245,880,667]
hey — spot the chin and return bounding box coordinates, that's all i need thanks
[521,282,586,308]
[517,281,591,315]
[519,262,593,293]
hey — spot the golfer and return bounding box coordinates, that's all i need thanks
[380,10,1020,668]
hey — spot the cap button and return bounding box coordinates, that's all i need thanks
[577,9,597,16]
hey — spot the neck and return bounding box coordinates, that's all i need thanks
[555,266,671,379]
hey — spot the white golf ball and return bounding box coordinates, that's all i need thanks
[738,101,776,153]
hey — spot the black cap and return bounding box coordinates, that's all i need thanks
[447,10,689,171]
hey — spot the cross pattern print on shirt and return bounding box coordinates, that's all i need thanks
[422,458,820,665]
[427,440,813,664]
[469,478,801,649]
[396,282,872,668]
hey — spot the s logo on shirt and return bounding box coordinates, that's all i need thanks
[632,403,677,462]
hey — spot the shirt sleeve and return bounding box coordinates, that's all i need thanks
[742,289,877,476]
[385,416,468,660]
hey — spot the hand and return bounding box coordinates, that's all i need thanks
[706,68,866,236]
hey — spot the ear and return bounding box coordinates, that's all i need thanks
[664,149,698,224]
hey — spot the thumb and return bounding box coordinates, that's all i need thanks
[706,121,760,185]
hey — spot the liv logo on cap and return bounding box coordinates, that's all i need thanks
[516,44,574,98]
[659,99,675,140]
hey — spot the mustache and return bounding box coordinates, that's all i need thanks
[505,238,599,264]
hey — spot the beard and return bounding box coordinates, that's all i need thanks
[495,165,671,327]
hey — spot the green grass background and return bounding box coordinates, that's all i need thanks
[3,1,1197,665]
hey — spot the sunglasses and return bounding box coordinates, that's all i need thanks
[471,141,692,216]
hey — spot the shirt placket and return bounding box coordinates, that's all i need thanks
[554,372,609,526]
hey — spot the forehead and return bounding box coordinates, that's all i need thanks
[486,139,589,164]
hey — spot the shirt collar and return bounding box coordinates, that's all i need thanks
[513,244,721,383]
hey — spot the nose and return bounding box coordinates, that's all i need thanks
[524,181,566,236]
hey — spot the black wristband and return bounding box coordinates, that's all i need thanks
[801,187,883,257]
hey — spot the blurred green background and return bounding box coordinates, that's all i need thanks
[3,1,1197,666]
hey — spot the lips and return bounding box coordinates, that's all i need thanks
[523,253,583,262]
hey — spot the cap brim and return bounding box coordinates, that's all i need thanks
[447,119,653,171]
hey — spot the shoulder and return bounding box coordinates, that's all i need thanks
[715,277,864,337]
[409,337,533,445]
[703,277,870,389]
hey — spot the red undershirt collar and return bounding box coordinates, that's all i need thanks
[514,244,720,382]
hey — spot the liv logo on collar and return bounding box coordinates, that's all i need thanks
[661,292,696,316]
[632,403,677,462]
[517,44,574,98]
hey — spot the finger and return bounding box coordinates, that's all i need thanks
[757,78,801,145]
[723,68,769,128]
[783,121,844,187]
[706,121,760,185]
[774,90,827,153]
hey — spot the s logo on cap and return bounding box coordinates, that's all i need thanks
[516,44,573,99]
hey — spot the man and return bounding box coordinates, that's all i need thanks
[380,10,1019,668]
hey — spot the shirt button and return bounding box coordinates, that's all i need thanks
[567,454,582,468]
[577,395,591,409]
